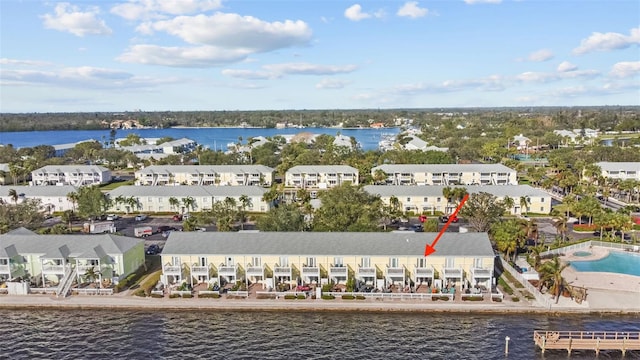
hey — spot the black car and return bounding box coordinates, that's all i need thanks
[146,244,160,255]
[157,225,177,233]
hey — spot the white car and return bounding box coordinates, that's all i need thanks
[106,214,119,221]
[135,214,148,221]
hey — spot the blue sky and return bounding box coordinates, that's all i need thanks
[0,0,638,112]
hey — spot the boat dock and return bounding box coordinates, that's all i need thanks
[534,330,640,356]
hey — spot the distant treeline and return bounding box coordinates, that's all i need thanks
[0,106,638,132]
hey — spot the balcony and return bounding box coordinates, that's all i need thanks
[273,266,292,277]
[76,264,99,273]
[246,266,264,277]
[218,265,236,277]
[163,265,181,275]
[385,266,405,280]
[441,267,463,280]
[329,266,347,278]
[357,266,376,278]
[471,268,492,280]
[191,266,209,275]
[414,267,434,278]
[301,266,319,277]
[0,264,10,274]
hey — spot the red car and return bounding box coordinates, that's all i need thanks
[440,215,459,223]
[296,285,311,292]
[172,214,182,221]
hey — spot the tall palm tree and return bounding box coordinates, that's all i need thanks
[238,194,252,230]
[552,214,568,242]
[67,191,79,212]
[502,196,515,215]
[539,256,570,304]
[168,196,180,213]
[182,196,196,213]
[125,196,139,214]
[519,195,531,215]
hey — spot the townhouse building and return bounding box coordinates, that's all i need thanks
[0,228,144,292]
[0,185,78,213]
[364,185,551,215]
[284,165,359,189]
[160,232,495,292]
[371,164,517,186]
[31,165,111,186]
[107,185,271,214]
[594,162,640,181]
[135,165,274,186]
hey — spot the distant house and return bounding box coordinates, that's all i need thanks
[370,122,385,128]
[594,162,640,181]
[285,165,359,189]
[0,163,10,185]
[512,134,531,151]
[119,137,197,160]
[371,164,517,186]
[31,165,111,186]
[134,165,274,186]
[0,185,78,213]
[333,134,354,149]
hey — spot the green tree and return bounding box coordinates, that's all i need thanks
[538,256,570,304]
[168,197,180,213]
[490,219,526,261]
[459,192,506,232]
[76,186,111,220]
[519,195,531,215]
[311,184,383,232]
[256,204,306,231]
[0,198,45,233]
[8,189,19,204]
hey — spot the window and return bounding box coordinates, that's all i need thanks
[252,257,261,267]
[148,197,153,202]
[437,197,441,202]
[540,207,544,212]
[473,258,483,268]
[199,257,207,267]
[333,257,343,267]
[279,256,289,267]
[226,257,234,266]
[417,258,427,268]
[423,197,428,202]
[540,198,545,202]
[445,257,455,268]
[406,197,411,202]
[361,257,370,268]
[306,257,316,267]
[389,257,399,268]
[172,257,180,266]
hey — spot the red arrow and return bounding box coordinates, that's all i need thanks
[424,193,469,256]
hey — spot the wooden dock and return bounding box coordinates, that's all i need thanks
[534,330,640,356]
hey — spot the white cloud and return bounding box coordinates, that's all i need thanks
[344,4,371,21]
[463,0,502,4]
[119,13,312,67]
[262,63,358,76]
[397,2,428,19]
[41,3,112,37]
[111,0,223,21]
[516,69,599,83]
[221,69,276,80]
[316,78,350,89]
[0,58,51,67]
[557,61,578,72]
[527,49,554,62]
[117,44,251,67]
[144,13,312,51]
[610,61,640,78]
[573,27,640,55]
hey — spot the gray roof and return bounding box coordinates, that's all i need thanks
[108,185,268,198]
[33,165,109,173]
[0,233,142,258]
[0,185,78,197]
[137,165,274,174]
[595,162,640,172]
[287,165,358,173]
[162,232,494,258]
[364,185,549,198]
[372,163,515,173]
[0,164,9,172]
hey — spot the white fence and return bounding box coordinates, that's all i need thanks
[75,288,114,295]
[540,241,637,258]
[325,291,454,301]
[498,257,551,308]
[29,288,58,295]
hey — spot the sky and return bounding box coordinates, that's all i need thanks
[0,0,639,113]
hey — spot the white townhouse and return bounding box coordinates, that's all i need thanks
[594,162,640,181]
[135,165,274,187]
[120,138,198,160]
[160,232,495,293]
[0,228,144,292]
[364,185,552,215]
[371,164,517,186]
[0,185,78,213]
[31,165,111,186]
[107,185,271,214]
[285,165,359,189]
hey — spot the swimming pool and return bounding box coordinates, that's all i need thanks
[571,251,640,277]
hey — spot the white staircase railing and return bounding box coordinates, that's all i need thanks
[56,267,78,298]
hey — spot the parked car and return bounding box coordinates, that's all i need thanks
[106,214,119,221]
[157,225,177,233]
[135,214,148,221]
[439,215,459,223]
[145,244,160,255]
[172,214,183,221]
[296,285,311,292]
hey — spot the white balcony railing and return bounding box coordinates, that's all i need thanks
[357,267,376,277]
[246,266,264,277]
[42,265,65,273]
[386,267,405,278]
[329,266,347,277]
[414,267,434,277]
[191,266,209,275]
[301,266,319,276]
[273,267,291,277]
[218,265,236,276]
[163,265,181,275]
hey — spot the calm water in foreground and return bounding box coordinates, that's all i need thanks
[0,310,638,359]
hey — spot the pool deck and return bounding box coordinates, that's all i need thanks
[560,247,640,310]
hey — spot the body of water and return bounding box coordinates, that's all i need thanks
[571,251,640,277]
[0,309,637,359]
[0,127,401,152]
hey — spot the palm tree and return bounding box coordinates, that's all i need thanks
[67,191,79,212]
[552,214,568,242]
[519,195,531,215]
[8,189,18,205]
[502,196,515,215]
[168,196,180,213]
[539,256,570,304]
[442,186,453,213]
[373,169,387,185]
[182,196,196,213]
[125,196,139,214]
[83,266,101,287]
[238,194,253,230]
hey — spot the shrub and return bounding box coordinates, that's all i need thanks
[257,294,276,300]
[341,294,355,300]
[321,294,335,300]
[150,293,164,298]
[356,295,365,300]
[439,296,450,301]
[182,293,193,298]
[199,293,221,299]
[511,296,520,302]
[284,294,297,300]
[493,297,502,302]
[169,293,180,299]
[134,289,146,297]
[296,294,306,300]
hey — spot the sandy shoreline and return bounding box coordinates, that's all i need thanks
[1,294,638,315]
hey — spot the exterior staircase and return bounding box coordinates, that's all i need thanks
[56,267,78,298]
